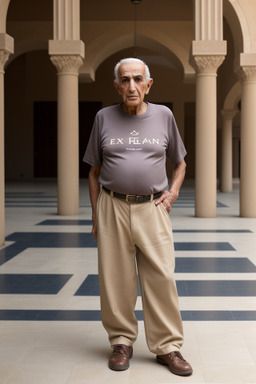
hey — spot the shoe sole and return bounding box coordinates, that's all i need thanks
[157,356,193,376]
[108,364,130,371]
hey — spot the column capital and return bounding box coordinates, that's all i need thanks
[192,55,225,75]
[50,55,84,75]
[0,33,14,73]
[237,66,256,84]
[0,50,11,73]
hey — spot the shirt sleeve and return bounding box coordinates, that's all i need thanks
[83,113,102,167]
[166,113,187,164]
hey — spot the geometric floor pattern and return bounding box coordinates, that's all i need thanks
[1,179,256,383]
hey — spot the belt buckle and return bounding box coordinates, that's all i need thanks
[126,194,145,203]
[126,194,136,203]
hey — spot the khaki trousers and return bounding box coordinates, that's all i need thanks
[96,189,184,355]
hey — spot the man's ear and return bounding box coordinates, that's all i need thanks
[146,78,153,95]
[113,80,121,94]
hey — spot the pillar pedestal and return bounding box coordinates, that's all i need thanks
[50,55,83,215]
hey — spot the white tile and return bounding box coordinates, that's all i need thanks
[203,365,256,384]
[0,366,16,384]
[68,365,130,384]
[5,365,73,384]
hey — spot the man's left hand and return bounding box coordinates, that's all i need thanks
[155,190,178,213]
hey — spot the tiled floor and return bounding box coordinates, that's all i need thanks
[1,179,256,383]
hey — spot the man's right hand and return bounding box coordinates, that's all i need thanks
[92,219,97,242]
[88,166,101,242]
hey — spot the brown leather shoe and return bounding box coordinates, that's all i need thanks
[157,351,193,376]
[108,344,133,371]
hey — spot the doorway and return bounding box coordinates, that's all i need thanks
[34,101,102,178]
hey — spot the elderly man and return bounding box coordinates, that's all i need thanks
[83,58,192,376]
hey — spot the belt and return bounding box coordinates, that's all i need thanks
[102,186,162,203]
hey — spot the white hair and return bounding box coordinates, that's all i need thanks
[114,58,151,83]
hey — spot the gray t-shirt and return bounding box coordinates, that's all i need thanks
[83,102,186,195]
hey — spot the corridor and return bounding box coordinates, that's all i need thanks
[0,180,256,383]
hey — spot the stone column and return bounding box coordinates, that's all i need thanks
[192,54,225,217]
[0,34,14,246]
[50,55,83,215]
[49,0,84,215]
[192,0,226,217]
[220,109,237,192]
[238,62,256,217]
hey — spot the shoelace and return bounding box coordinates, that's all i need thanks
[171,351,186,361]
[112,345,128,356]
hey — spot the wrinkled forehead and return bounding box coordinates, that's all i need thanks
[118,62,146,79]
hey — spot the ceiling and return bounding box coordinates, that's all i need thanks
[7,0,193,22]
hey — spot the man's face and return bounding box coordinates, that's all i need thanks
[114,61,153,112]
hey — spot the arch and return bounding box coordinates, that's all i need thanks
[80,24,194,82]
[0,0,10,33]
[6,39,48,67]
[223,0,251,69]
[223,81,241,111]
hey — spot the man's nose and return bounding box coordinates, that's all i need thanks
[128,79,136,92]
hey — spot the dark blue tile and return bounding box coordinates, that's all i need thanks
[5,232,97,248]
[75,275,97,296]
[0,310,20,320]
[174,242,235,251]
[175,257,256,273]
[174,229,252,233]
[1,310,256,321]
[232,311,256,320]
[37,220,93,226]
[75,275,142,296]
[177,280,256,296]
[56,310,102,321]
[4,233,235,251]
[75,275,256,297]
[188,311,233,321]
[0,310,103,321]
[0,310,45,321]
[183,311,256,321]
[75,275,100,296]
[217,202,229,207]
[0,243,27,266]
[180,311,193,321]
[134,311,144,321]
[0,274,73,294]
[34,310,61,320]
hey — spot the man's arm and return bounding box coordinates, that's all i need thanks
[88,165,101,241]
[155,159,186,213]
